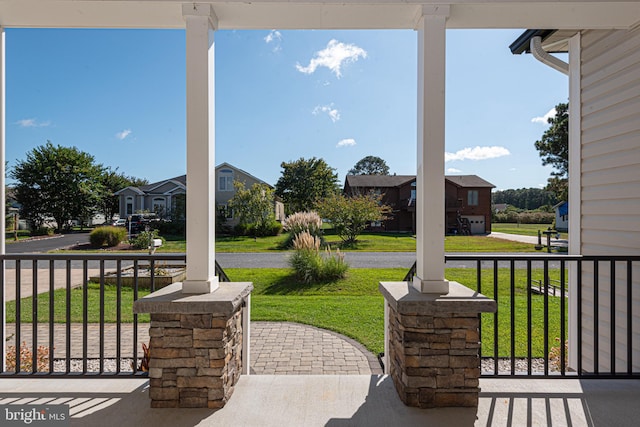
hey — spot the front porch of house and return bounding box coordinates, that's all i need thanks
[1,0,639,421]
[1,376,639,426]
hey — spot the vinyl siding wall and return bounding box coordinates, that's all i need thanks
[579,28,640,372]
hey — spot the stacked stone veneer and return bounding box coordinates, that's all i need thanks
[380,281,496,409]
[133,282,253,409]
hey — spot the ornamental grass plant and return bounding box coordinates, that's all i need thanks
[289,231,348,283]
[282,211,324,248]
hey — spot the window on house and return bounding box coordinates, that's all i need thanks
[467,190,479,206]
[218,169,234,191]
[126,197,133,215]
[217,204,233,219]
[153,198,166,217]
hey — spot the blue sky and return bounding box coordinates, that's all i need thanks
[6,28,567,191]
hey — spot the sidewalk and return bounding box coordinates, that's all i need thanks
[3,267,104,301]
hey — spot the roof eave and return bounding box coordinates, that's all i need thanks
[509,29,557,55]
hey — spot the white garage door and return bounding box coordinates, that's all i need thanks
[462,215,486,235]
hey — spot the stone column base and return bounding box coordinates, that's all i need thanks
[134,282,253,409]
[380,281,496,408]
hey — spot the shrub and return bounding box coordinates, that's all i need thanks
[493,210,554,224]
[89,226,127,247]
[157,219,185,238]
[5,341,49,372]
[130,229,165,250]
[31,226,54,236]
[234,220,282,237]
[289,231,348,283]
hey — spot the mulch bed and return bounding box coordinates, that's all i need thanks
[69,242,135,251]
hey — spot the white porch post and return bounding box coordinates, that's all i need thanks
[182,3,218,294]
[0,27,5,370]
[414,5,449,294]
[567,32,582,370]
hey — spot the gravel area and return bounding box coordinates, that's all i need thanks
[481,357,563,374]
[51,358,143,373]
[8,357,564,375]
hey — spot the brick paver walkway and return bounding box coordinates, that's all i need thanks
[4,321,382,375]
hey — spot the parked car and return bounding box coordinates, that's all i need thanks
[126,213,158,234]
[104,218,126,227]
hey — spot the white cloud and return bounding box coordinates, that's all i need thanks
[538,183,546,188]
[116,129,132,140]
[447,168,462,173]
[531,107,557,124]
[313,104,340,123]
[296,39,367,78]
[509,167,517,171]
[16,118,51,128]
[445,146,510,162]
[264,30,282,52]
[264,30,281,44]
[337,138,356,148]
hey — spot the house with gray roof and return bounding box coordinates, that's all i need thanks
[344,174,495,234]
[115,162,284,227]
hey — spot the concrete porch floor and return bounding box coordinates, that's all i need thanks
[1,376,638,426]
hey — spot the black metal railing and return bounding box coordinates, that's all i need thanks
[1,253,189,377]
[405,254,640,378]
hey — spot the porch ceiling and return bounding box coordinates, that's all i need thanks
[0,1,638,30]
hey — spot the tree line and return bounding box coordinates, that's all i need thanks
[492,188,557,211]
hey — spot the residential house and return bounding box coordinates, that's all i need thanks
[445,175,495,235]
[510,28,640,372]
[554,201,568,232]
[116,163,284,227]
[215,162,285,227]
[344,174,495,234]
[116,175,186,221]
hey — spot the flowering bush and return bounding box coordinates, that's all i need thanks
[289,231,348,283]
[5,341,50,372]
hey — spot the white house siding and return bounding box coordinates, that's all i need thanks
[579,28,640,372]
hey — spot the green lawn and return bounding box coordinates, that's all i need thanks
[493,223,568,240]
[158,232,536,253]
[7,266,567,358]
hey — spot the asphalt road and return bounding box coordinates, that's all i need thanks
[6,233,90,253]
[3,233,564,269]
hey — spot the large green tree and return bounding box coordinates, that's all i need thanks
[98,168,148,222]
[348,155,390,175]
[535,102,569,201]
[315,192,391,245]
[275,157,339,214]
[11,142,105,231]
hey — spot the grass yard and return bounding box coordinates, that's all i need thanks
[6,266,568,359]
[444,236,536,252]
[158,232,537,253]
